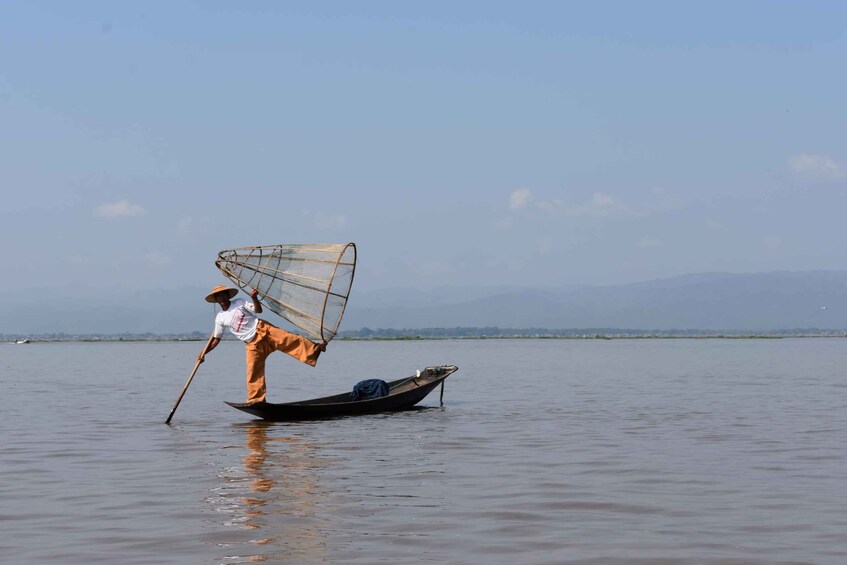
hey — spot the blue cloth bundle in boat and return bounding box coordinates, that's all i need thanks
[350,379,389,401]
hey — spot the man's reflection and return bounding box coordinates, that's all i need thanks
[222,420,331,562]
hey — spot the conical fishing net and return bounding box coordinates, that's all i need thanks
[216,243,356,342]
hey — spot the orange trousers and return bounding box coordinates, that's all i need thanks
[244,320,322,403]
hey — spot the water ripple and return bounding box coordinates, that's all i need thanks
[2,339,846,563]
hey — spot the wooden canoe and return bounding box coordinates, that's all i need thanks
[225,364,458,421]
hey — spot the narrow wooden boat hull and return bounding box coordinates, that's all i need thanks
[225,365,458,421]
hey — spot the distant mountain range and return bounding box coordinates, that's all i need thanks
[5,271,847,336]
[344,271,847,332]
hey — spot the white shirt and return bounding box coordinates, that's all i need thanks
[213,297,259,342]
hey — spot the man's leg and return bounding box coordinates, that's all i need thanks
[262,321,323,366]
[245,331,270,403]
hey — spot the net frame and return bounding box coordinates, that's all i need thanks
[215,243,356,342]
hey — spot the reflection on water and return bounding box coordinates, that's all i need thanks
[210,422,333,563]
[5,339,847,564]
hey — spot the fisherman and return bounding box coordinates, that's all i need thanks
[198,285,327,404]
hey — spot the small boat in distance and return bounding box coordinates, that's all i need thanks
[226,364,458,421]
[14,339,30,344]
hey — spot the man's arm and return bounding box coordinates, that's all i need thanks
[198,336,221,363]
[250,288,263,314]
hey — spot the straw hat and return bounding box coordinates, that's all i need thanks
[205,285,239,303]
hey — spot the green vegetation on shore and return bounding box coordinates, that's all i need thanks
[5,327,847,342]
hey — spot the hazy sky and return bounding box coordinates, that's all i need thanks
[3,1,846,295]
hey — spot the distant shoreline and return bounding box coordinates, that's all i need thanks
[5,328,847,343]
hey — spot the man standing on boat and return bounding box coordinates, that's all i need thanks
[198,285,327,404]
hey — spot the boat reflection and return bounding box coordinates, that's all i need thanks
[216,421,333,563]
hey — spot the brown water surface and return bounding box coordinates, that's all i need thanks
[2,338,846,563]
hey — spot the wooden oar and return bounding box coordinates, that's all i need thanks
[165,335,215,424]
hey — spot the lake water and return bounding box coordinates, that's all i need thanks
[2,338,846,564]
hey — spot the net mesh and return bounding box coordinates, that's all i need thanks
[215,243,356,342]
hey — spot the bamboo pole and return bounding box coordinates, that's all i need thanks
[165,334,215,424]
